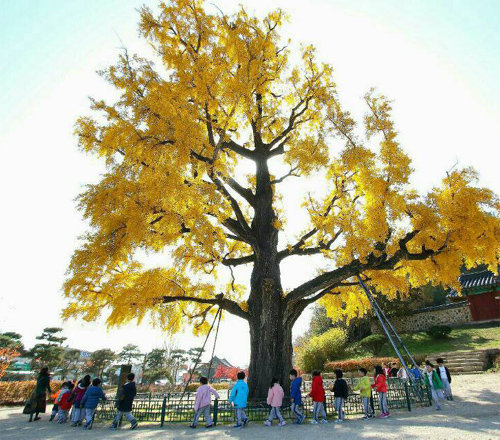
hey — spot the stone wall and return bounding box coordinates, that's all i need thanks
[371,301,471,334]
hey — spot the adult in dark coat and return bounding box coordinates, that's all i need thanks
[24,367,52,422]
[111,373,138,429]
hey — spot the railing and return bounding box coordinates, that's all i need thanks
[94,379,431,426]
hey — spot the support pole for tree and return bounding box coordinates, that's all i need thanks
[206,309,222,382]
[366,284,419,370]
[356,275,413,382]
[180,307,222,400]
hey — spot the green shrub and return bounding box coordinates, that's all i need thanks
[359,334,386,355]
[412,353,427,366]
[297,328,347,372]
[426,325,452,339]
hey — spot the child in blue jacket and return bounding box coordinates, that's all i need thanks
[289,369,305,424]
[229,371,249,429]
[81,378,106,429]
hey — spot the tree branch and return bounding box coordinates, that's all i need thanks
[271,166,299,184]
[210,174,254,241]
[221,254,255,266]
[286,229,447,304]
[222,218,254,245]
[278,230,342,261]
[223,176,256,206]
[267,96,312,148]
[161,294,248,320]
[221,139,256,160]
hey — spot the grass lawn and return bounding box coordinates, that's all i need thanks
[341,322,500,359]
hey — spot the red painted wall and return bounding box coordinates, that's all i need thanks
[467,290,500,321]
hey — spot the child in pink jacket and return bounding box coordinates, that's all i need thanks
[190,377,220,429]
[264,377,286,426]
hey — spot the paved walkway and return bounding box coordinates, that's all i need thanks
[1,373,499,440]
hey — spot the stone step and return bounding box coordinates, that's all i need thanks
[429,350,489,357]
[446,364,485,369]
[448,366,484,373]
[430,355,486,360]
[425,348,490,374]
[429,353,485,358]
[427,353,485,359]
[449,363,484,368]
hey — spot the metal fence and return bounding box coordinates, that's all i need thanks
[94,378,431,426]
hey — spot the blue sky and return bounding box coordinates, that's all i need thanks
[2,0,499,125]
[1,0,499,366]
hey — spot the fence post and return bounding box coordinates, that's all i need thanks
[370,392,375,413]
[213,399,219,426]
[160,395,167,427]
[404,382,411,412]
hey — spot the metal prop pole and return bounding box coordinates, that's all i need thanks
[356,275,413,382]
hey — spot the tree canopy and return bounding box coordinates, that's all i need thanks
[0,332,24,353]
[142,348,174,384]
[89,348,117,378]
[29,327,66,370]
[63,0,500,395]
[118,344,143,364]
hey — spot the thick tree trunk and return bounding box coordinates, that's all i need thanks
[245,153,297,398]
[247,278,294,398]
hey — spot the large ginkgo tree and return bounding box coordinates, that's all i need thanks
[65,0,500,397]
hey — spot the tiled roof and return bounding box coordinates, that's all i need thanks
[459,270,499,290]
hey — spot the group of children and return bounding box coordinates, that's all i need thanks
[423,358,453,410]
[50,373,138,430]
[190,359,454,428]
[50,359,453,430]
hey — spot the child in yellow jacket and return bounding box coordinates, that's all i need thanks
[353,368,373,419]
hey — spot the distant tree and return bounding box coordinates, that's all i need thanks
[309,305,334,336]
[213,364,244,381]
[29,345,63,371]
[359,334,387,356]
[296,328,347,372]
[0,347,20,379]
[29,327,67,370]
[171,348,188,383]
[36,327,67,346]
[118,344,142,364]
[306,305,370,342]
[142,348,173,384]
[59,348,82,379]
[0,332,24,353]
[89,349,116,378]
[187,347,204,374]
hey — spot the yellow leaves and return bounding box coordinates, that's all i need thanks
[67,0,500,337]
[311,92,500,322]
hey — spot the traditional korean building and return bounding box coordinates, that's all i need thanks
[198,356,234,380]
[459,270,500,321]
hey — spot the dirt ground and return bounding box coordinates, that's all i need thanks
[1,373,499,440]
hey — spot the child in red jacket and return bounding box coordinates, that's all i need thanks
[309,371,327,424]
[56,382,75,424]
[371,366,389,418]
